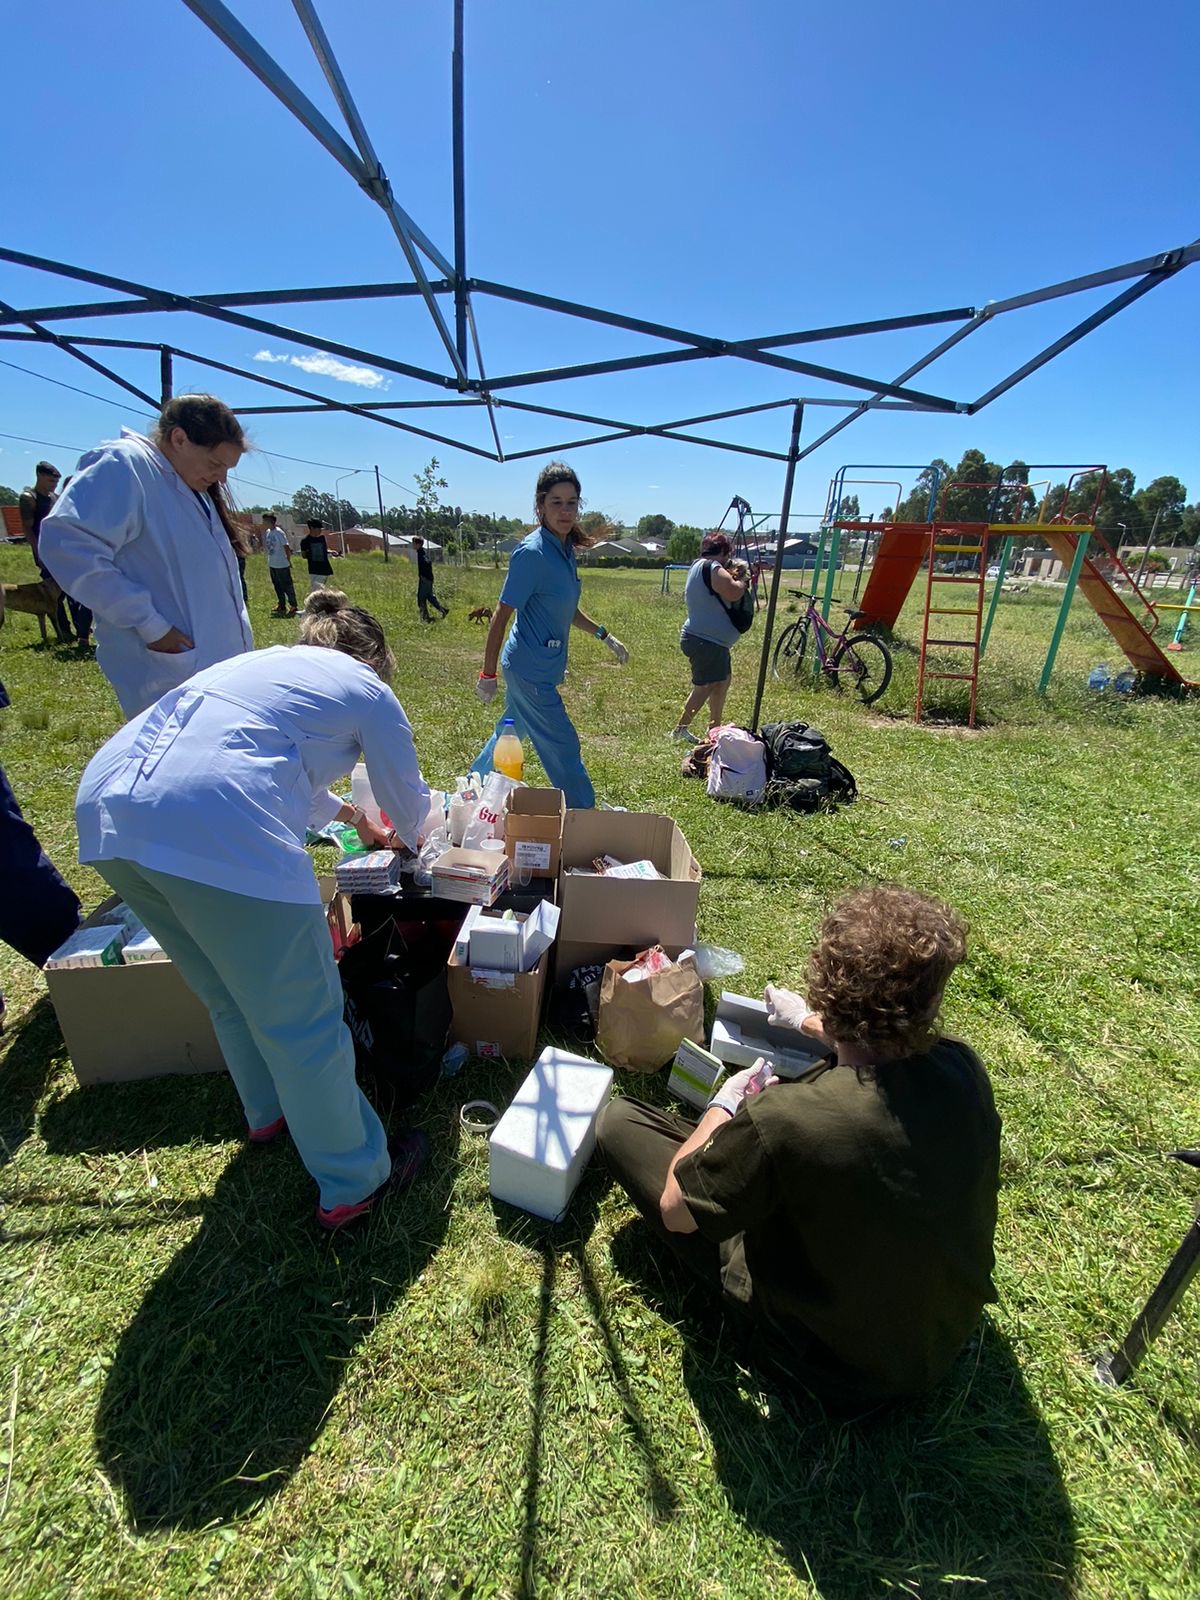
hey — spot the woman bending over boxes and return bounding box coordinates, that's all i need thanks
[597,885,1001,1409]
[74,591,432,1231]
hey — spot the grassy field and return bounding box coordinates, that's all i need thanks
[1,543,1198,1600]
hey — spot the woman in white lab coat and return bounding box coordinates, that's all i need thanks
[40,394,255,718]
[75,592,432,1231]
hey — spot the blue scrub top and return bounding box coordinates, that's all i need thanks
[499,526,581,686]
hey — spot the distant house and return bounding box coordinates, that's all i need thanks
[584,539,658,562]
[376,532,444,561]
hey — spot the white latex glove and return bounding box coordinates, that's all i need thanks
[709,1057,776,1117]
[604,634,630,665]
[475,673,498,703]
[764,984,812,1032]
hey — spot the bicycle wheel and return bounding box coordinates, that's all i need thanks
[829,633,892,705]
[772,619,811,680]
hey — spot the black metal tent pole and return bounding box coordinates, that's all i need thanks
[160,348,172,407]
[452,0,469,375]
[0,247,456,391]
[749,402,804,734]
[0,296,159,411]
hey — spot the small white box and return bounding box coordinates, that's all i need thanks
[669,1037,726,1110]
[469,910,523,972]
[489,1048,613,1221]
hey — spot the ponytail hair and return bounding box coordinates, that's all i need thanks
[297,589,395,681]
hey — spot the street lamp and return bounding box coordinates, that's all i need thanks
[334,469,362,556]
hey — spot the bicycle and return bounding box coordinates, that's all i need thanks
[771,589,893,704]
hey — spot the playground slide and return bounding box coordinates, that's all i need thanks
[1040,529,1189,686]
[855,526,928,630]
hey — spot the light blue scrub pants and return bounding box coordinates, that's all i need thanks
[472,672,595,808]
[98,859,391,1212]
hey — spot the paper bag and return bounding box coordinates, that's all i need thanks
[596,950,704,1073]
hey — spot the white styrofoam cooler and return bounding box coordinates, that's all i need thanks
[489,1048,613,1222]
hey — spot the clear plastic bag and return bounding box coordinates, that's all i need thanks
[462,772,520,849]
[691,944,745,981]
[412,827,449,887]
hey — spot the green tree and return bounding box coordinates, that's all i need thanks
[1131,475,1187,539]
[291,485,360,531]
[0,485,20,507]
[413,457,449,534]
[666,525,702,563]
[636,513,675,543]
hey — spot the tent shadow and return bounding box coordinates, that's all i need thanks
[40,1067,246,1155]
[610,1221,1077,1599]
[0,997,66,1171]
[94,1112,456,1532]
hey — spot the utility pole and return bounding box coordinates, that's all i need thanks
[374,465,389,563]
[1135,506,1164,591]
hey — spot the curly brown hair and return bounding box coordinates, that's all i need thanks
[805,885,967,1059]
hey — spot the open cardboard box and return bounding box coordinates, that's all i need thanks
[47,875,348,1087]
[555,810,701,982]
[505,787,565,880]
[447,944,549,1062]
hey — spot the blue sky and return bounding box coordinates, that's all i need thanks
[2,0,1197,530]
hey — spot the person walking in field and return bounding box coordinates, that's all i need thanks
[413,536,448,622]
[472,461,629,808]
[670,531,749,743]
[263,513,298,616]
[300,519,335,591]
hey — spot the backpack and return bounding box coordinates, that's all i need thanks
[706,727,767,803]
[759,721,857,812]
[702,561,755,634]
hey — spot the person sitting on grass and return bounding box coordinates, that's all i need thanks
[596,885,1001,1410]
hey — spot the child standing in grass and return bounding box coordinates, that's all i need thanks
[598,885,1001,1409]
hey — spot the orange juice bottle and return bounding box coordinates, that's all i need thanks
[494,720,524,780]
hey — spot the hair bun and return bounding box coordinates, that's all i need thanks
[304,588,349,617]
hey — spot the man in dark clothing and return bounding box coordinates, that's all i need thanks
[0,674,82,1028]
[598,885,1001,1409]
[413,536,448,622]
[19,461,79,643]
[299,519,335,591]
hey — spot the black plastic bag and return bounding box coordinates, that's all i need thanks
[338,918,453,1112]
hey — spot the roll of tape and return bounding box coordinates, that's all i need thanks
[460,1099,501,1135]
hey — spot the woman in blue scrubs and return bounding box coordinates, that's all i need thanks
[473,462,629,807]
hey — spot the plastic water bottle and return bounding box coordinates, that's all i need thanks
[351,762,384,826]
[1087,664,1111,691]
[494,720,524,780]
[1113,669,1136,695]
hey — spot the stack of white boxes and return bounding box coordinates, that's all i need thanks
[489,1047,613,1221]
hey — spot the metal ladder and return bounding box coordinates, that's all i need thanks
[915,523,988,726]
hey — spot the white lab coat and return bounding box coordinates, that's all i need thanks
[39,429,254,717]
[76,646,430,905]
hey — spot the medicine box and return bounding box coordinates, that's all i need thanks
[711,991,827,1079]
[457,899,560,973]
[488,1048,613,1221]
[669,1037,726,1110]
[430,847,510,905]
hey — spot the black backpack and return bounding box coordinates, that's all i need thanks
[759,721,857,812]
[702,561,755,634]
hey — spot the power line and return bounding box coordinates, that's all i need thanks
[0,428,88,455]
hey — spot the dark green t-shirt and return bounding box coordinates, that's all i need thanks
[675,1037,1001,1400]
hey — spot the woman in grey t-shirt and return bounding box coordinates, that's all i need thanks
[671,531,748,742]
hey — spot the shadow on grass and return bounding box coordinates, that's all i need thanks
[41,1066,247,1154]
[610,1221,1076,1599]
[0,997,66,1170]
[94,1107,456,1532]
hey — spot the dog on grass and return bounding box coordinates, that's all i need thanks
[468,605,494,624]
[0,577,69,644]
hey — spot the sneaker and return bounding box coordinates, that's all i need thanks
[669,727,700,744]
[270,608,287,618]
[287,607,298,616]
[248,1114,287,1144]
[315,1129,429,1232]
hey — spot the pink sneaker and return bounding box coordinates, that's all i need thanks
[248,1115,287,1144]
[316,1129,429,1232]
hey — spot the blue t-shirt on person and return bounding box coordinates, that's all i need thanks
[499,527,581,686]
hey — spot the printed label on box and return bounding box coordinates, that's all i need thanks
[471,969,516,990]
[475,1040,503,1059]
[514,838,552,870]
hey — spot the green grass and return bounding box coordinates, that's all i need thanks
[1,545,1198,1599]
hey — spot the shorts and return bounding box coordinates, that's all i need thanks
[680,629,732,687]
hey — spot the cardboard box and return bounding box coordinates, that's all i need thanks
[488,1048,613,1221]
[462,900,559,974]
[669,1037,727,1110]
[45,895,227,1086]
[556,810,702,981]
[447,945,549,1061]
[505,788,565,879]
[47,878,348,1088]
